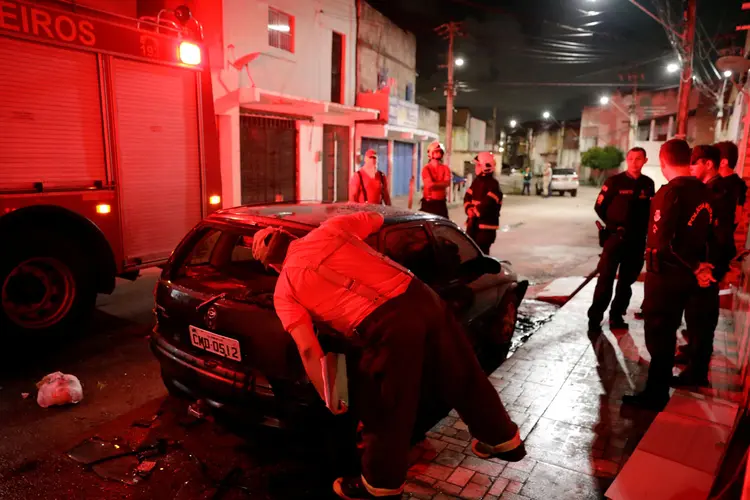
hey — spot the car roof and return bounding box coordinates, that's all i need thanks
[206,202,446,229]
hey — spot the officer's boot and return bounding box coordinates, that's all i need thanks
[622,388,670,412]
[333,478,401,500]
[609,315,629,331]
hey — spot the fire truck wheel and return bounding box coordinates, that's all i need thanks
[0,233,96,336]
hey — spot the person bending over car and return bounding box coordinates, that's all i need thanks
[252,211,524,500]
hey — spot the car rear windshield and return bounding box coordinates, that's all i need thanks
[171,225,292,305]
[553,168,575,175]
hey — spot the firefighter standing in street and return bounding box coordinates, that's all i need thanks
[587,147,655,335]
[672,145,736,386]
[421,141,452,218]
[252,211,524,500]
[622,139,715,411]
[350,149,392,206]
[464,152,503,254]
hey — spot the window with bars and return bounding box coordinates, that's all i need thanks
[268,8,294,53]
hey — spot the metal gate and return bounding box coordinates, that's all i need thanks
[322,125,350,202]
[360,138,388,175]
[0,38,106,190]
[240,115,297,204]
[111,58,202,266]
[392,141,414,196]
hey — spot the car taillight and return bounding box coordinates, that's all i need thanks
[209,195,221,206]
[572,174,579,180]
[179,41,201,65]
[96,204,111,214]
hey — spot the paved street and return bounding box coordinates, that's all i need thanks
[395,185,602,285]
[0,190,605,499]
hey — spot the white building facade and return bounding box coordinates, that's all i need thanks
[209,0,379,207]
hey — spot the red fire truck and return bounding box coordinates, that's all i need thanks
[0,0,222,336]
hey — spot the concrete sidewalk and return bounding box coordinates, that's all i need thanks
[401,280,741,500]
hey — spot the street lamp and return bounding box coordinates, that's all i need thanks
[599,96,610,105]
[542,111,551,119]
[667,62,680,73]
[509,119,517,128]
[455,57,465,67]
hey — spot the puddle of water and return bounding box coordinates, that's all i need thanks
[509,299,558,356]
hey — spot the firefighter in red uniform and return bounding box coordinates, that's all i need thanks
[464,152,503,254]
[350,149,392,205]
[421,141,452,218]
[252,211,524,500]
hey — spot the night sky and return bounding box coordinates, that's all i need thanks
[364,0,744,124]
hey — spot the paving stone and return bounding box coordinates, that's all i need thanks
[435,449,466,468]
[460,456,505,477]
[506,481,524,494]
[506,457,537,473]
[441,427,459,437]
[456,430,472,441]
[410,462,454,481]
[422,450,439,461]
[442,436,470,447]
[446,443,466,453]
[499,467,529,483]
[499,493,530,500]
[427,431,443,440]
[458,482,488,499]
[413,474,438,486]
[423,437,449,453]
[521,461,600,500]
[488,477,510,496]
[469,472,492,487]
[453,420,469,431]
[434,481,463,496]
[446,467,475,487]
[433,493,460,500]
[404,480,437,499]
[591,458,620,477]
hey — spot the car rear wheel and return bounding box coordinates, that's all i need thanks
[571,189,578,197]
[488,292,519,362]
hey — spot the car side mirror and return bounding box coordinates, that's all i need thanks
[460,256,501,276]
[480,256,501,275]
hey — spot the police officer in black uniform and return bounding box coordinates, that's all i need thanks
[672,145,736,387]
[715,141,747,233]
[587,147,655,335]
[464,152,503,254]
[623,139,714,411]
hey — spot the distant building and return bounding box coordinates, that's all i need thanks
[354,2,440,199]
[438,109,490,177]
[579,87,714,188]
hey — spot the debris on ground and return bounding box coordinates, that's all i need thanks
[67,437,176,485]
[36,371,83,408]
[132,410,163,428]
[21,393,29,399]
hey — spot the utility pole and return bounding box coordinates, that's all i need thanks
[435,22,464,182]
[619,72,643,149]
[675,0,697,139]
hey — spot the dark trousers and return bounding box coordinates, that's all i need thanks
[642,271,696,398]
[420,199,449,218]
[684,283,719,377]
[467,226,497,254]
[352,280,518,491]
[588,236,644,325]
[522,182,531,195]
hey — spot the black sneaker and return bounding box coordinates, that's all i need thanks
[622,391,669,412]
[333,477,402,500]
[472,439,527,462]
[671,371,709,389]
[609,318,629,331]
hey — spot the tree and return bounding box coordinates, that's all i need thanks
[581,146,625,185]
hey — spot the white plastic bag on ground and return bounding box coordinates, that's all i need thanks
[36,372,83,408]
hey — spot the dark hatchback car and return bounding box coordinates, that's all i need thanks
[151,203,528,429]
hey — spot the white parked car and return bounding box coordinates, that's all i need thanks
[549,168,579,197]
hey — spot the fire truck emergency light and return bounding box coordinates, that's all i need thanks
[179,42,202,65]
[96,204,112,214]
[209,195,221,205]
